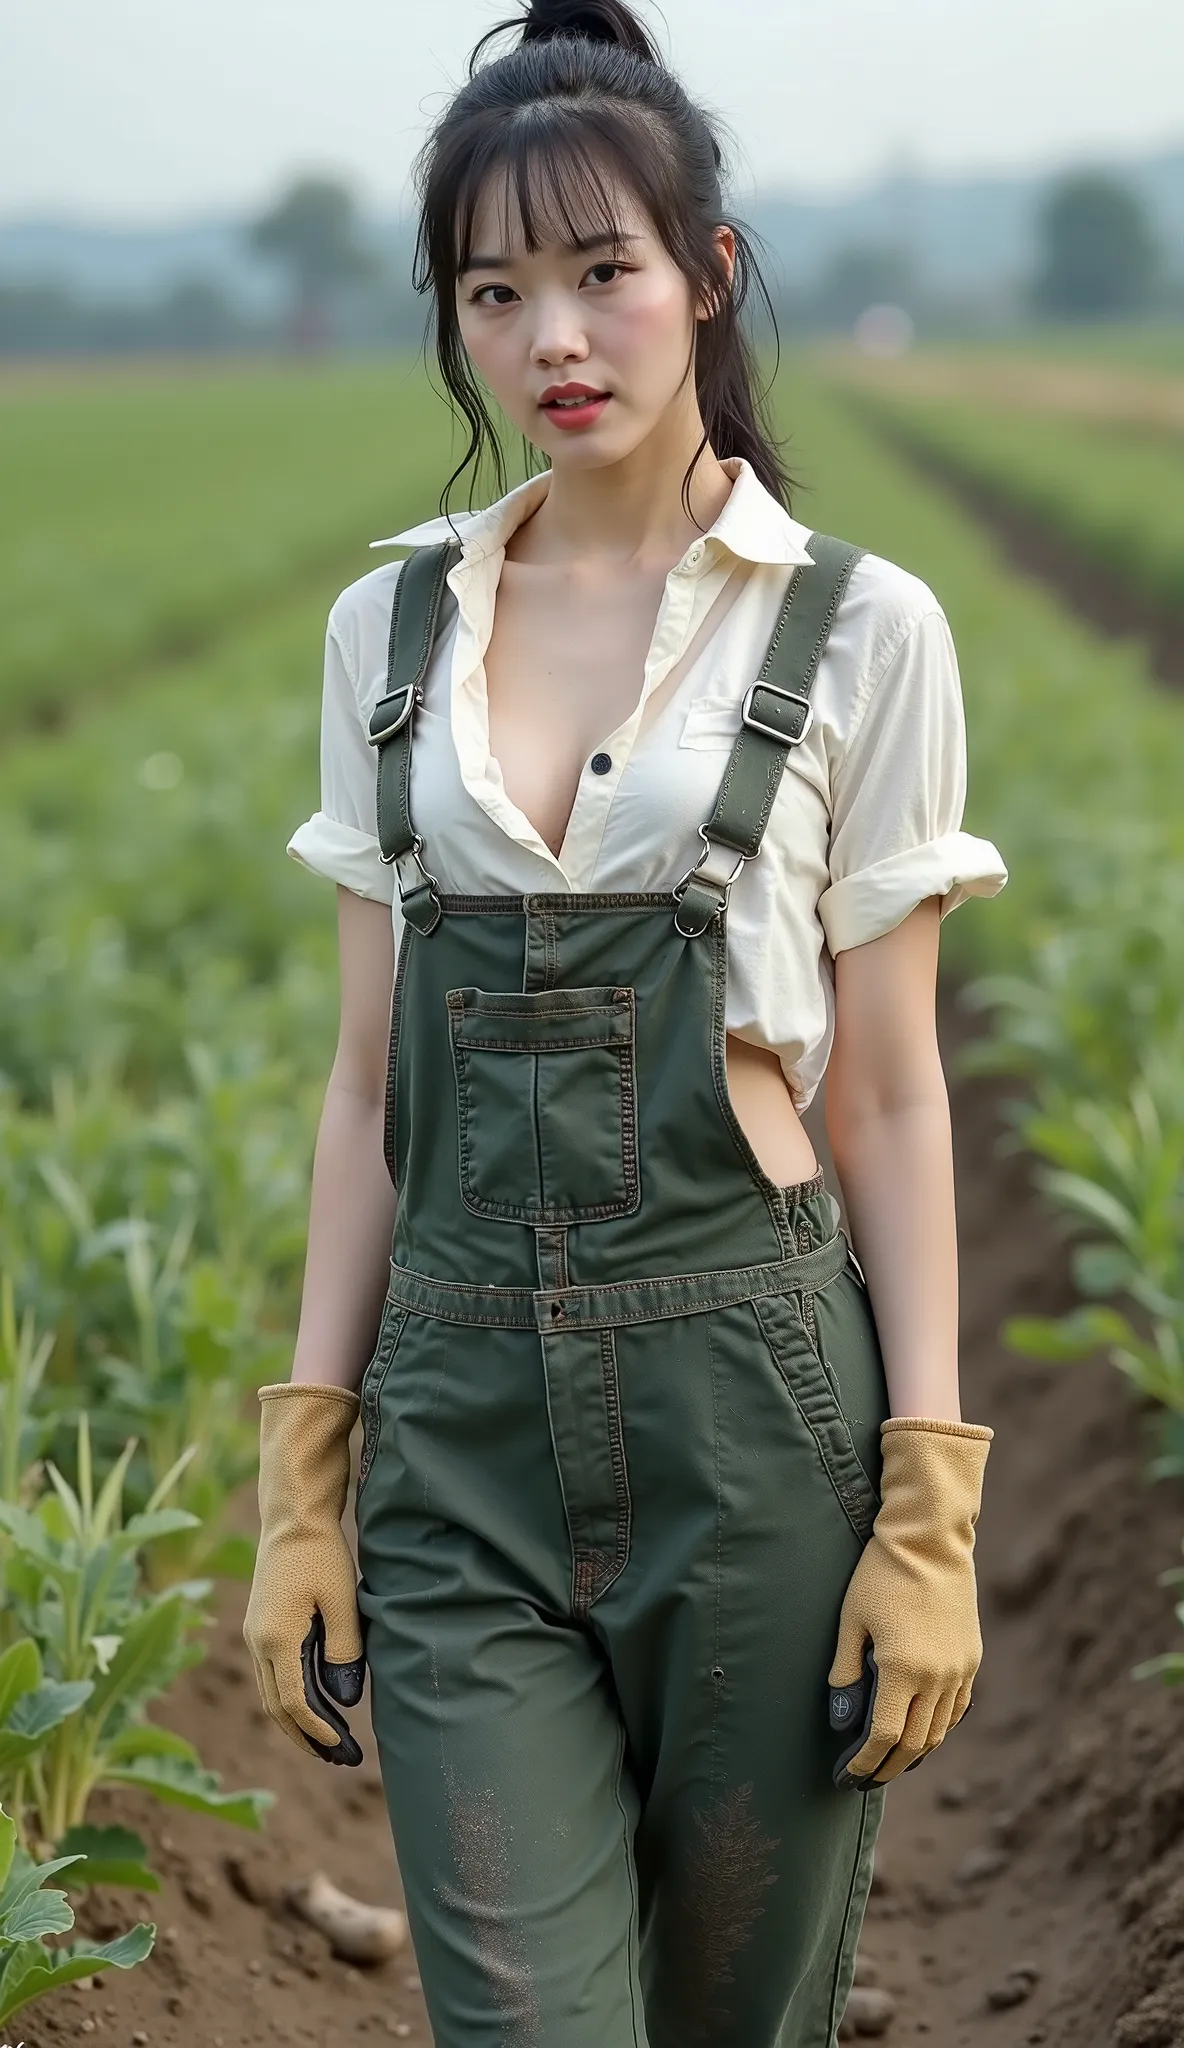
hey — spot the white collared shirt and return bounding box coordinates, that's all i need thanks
[287,457,1006,1107]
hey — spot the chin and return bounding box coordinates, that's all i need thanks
[538,427,648,472]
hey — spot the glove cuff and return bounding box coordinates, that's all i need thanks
[876,1413,992,1548]
[882,1416,993,1443]
[259,1381,360,1425]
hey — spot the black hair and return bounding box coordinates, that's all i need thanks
[410,0,793,516]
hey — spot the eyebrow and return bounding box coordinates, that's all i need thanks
[460,232,640,275]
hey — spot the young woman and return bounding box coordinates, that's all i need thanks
[244,2,1008,2041]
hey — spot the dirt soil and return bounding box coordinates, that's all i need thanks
[20,1002,1184,2048]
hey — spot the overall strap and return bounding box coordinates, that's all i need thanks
[366,540,460,935]
[673,531,865,938]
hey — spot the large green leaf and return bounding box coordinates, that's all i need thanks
[2,1889,76,1941]
[105,1753,273,1830]
[119,1508,202,1546]
[0,1924,155,2023]
[0,1847,85,1923]
[83,1595,188,1733]
[104,1721,199,1766]
[0,1680,94,1775]
[54,1826,159,1894]
[6,1679,95,1740]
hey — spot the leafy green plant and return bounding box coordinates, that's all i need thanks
[0,1411,272,1853]
[0,1802,153,2023]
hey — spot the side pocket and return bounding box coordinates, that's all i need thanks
[356,1300,409,1501]
[752,1288,880,1543]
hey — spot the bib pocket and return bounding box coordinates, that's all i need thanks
[447,984,640,1224]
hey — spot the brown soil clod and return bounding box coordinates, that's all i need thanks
[986,1962,1041,2010]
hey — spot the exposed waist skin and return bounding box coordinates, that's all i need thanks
[726,1033,819,1186]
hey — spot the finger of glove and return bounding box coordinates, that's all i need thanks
[842,1669,915,1781]
[318,1577,364,1672]
[827,1606,869,1689]
[948,1682,974,1730]
[866,1691,939,1783]
[253,1652,323,1760]
[267,1648,348,1755]
[917,1686,960,1760]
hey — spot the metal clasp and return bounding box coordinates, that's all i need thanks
[383,834,439,898]
[742,681,813,747]
[671,826,751,936]
[367,683,420,747]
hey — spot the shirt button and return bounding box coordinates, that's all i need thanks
[590,751,612,775]
[686,542,705,567]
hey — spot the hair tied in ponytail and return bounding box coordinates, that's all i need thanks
[520,0,661,63]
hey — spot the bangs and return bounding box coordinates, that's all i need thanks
[451,106,662,272]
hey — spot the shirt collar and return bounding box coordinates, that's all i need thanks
[369,457,816,568]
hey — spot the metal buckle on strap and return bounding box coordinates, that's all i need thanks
[673,826,750,899]
[672,826,750,935]
[367,684,419,747]
[742,681,813,747]
[382,833,440,901]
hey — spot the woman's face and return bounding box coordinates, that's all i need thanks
[455,171,730,471]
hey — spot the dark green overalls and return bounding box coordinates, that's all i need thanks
[354,534,892,2048]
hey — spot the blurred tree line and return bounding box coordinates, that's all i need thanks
[0,178,424,358]
[0,165,1178,358]
[779,170,1177,340]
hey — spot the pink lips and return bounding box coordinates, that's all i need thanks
[539,382,612,431]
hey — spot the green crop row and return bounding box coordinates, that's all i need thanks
[829,371,1184,621]
[795,364,1184,1660]
[0,356,453,732]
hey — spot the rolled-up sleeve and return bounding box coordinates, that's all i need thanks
[817,607,1007,956]
[286,598,396,905]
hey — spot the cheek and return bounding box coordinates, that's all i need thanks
[609,277,695,384]
[458,312,506,388]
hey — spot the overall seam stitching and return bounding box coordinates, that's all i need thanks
[826,1790,876,2044]
[610,1716,645,2048]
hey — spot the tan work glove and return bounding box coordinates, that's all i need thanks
[828,1416,993,1786]
[243,1383,366,1766]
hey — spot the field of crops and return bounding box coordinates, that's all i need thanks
[2,343,1184,2043]
[828,346,1184,629]
[0,357,453,731]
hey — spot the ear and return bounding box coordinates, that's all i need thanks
[696,226,737,322]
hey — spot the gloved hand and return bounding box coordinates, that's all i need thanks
[243,1382,367,1766]
[828,1416,993,1786]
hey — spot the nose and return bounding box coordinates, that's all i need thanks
[528,290,590,369]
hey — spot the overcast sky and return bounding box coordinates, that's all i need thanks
[3,0,1182,221]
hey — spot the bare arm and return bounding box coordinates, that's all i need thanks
[289,888,399,1391]
[824,896,961,1422]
